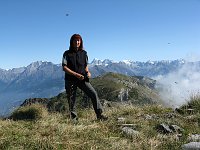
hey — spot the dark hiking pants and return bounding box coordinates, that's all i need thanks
[65,80,103,119]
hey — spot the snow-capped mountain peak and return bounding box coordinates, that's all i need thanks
[90,58,102,66]
[121,60,134,65]
[90,58,114,66]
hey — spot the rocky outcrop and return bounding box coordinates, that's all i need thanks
[20,98,49,107]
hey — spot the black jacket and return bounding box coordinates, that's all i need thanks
[62,49,88,80]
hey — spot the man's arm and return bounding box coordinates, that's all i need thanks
[63,66,84,80]
[85,65,91,78]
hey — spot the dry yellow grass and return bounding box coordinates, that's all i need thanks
[0,102,200,149]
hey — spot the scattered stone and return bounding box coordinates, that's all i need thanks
[164,113,178,119]
[100,99,112,107]
[169,125,184,133]
[144,114,159,120]
[175,134,183,141]
[182,142,200,150]
[156,123,184,134]
[121,127,139,137]
[117,117,126,123]
[156,123,173,134]
[188,134,200,142]
[145,114,152,120]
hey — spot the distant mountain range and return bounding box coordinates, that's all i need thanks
[89,58,188,77]
[0,59,199,116]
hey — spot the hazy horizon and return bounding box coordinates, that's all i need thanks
[1,57,200,70]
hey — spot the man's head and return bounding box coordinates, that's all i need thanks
[69,34,83,51]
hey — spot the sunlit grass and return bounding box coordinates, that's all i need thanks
[0,98,200,149]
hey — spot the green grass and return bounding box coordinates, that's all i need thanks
[1,97,200,150]
[9,104,48,121]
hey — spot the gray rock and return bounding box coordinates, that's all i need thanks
[157,123,173,134]
[182,142,200,150]
[117,117,126,123]
[175,134,183,141]
[164,113,178,119]
[188,134,200,142]
[145,114,152,120]
[144,114,159,120]
[169,125,184,133]
[121,127,139,137]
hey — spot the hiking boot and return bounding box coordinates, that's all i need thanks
[97,114,108,121]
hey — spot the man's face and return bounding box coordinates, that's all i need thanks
[72,38,81,48]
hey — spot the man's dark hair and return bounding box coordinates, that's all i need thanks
[69,34,84,50]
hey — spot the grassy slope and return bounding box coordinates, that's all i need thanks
[47,72,162,113]
[1,73,199,149]
[90,72,162,104]
[1,103,200,150]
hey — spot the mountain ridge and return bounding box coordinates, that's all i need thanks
[0,58,190,85]
[0,58,199,116]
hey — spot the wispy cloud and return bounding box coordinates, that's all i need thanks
[155,60,200,108]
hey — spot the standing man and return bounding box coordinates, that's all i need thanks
[62,34,108,122]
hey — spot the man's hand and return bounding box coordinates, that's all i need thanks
[87,71,91,78]
[75,73,84,80]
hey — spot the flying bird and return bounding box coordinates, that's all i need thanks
[66,13,69,16]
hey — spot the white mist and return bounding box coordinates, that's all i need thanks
[154,60,200,108]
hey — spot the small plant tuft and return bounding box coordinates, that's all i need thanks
[9,104,48,121]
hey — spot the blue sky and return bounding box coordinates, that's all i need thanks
[0,0,200,69]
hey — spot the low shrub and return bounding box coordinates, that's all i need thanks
[9,104,48,121]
